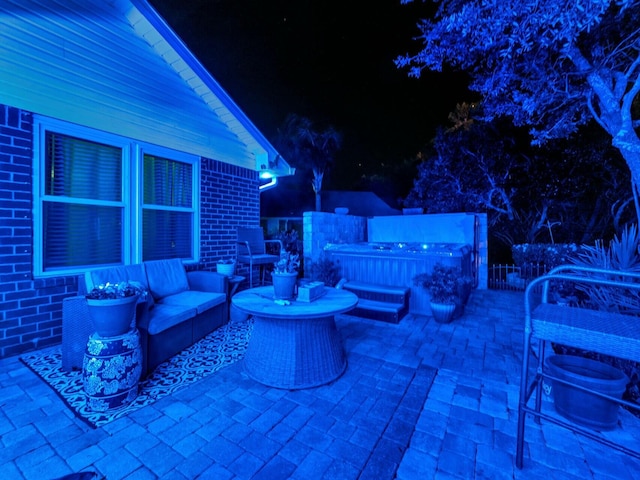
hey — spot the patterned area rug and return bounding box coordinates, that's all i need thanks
[20,320,252,428]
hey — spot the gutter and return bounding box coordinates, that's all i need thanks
[259,176,278,193]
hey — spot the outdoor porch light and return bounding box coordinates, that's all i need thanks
[257,155,295,191]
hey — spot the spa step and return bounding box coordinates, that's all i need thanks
[350,299,407,324]
[342,281,410,324]
[342,281,410,305]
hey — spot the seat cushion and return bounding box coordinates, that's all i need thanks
[146,304,197,335]
[145,259,190,301]
[161,290,226,314]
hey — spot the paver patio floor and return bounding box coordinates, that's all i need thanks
[1,289,640,479]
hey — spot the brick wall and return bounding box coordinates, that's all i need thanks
[0,105,261,359]
[200,158,260,271]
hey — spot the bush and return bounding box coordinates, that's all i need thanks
[413,263,472,305]
[305,256,341,287]
[511,243,582,279]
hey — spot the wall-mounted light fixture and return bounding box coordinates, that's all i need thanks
[258,155,294,192]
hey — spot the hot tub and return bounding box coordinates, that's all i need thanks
[324,242,473,315]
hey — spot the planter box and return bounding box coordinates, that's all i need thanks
[297,282,325,302]
[506,272,526,290]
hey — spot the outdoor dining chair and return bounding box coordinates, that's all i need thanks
[236,227,282,287]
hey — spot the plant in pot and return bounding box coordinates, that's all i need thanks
[216,258,236,276]
[85,281,148,337]
[272,252,299,300]
[413,263,472,323]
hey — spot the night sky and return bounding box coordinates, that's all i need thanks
[149,0,470,198]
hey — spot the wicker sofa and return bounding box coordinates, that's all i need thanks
[62,259,228,377]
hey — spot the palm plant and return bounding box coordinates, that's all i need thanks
[571,223,640,315]
[276,114,342,211]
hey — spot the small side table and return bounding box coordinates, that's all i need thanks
[227,275,245,318]
[228,275,245,297]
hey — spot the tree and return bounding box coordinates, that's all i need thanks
[275,114,342,212]
[404,115,522,223]
[403,108,633,249]
[396,0,640,222]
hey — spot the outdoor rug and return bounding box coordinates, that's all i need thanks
[20,319,252,428]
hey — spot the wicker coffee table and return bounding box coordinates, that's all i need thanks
[232,286,358,389]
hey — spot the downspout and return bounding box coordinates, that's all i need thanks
[259,176,278,192]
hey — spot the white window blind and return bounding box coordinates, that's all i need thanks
[42,132,124,270]
[34,118,200,277]
[142,154,194,261]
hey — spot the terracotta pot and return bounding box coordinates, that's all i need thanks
[430,301,456,323]
[86,295,138,337]
[272,272,298,300]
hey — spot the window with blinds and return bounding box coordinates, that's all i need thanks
[43,132,124,270]
[142,154,194,261]
[34,119,199,276]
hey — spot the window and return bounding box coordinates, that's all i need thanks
[142,153,194,261]
[34,118,199,276]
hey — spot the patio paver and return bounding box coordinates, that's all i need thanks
[1,290,640,479]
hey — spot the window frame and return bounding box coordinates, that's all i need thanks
[33,116,200,277]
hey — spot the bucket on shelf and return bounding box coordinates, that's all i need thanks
[546,355,628,431]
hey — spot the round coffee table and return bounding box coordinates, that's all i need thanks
[232,286,358,389]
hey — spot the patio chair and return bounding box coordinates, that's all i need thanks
[236,227,282,287]
[516,265,640,469]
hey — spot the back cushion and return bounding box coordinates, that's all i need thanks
[85,264,150,292]
[145,259,190,301]
[85,264,154,308]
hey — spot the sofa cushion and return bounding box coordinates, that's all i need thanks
[146,304,197,335]
[85,264,149,292]
[85,264,154,308]
[161,291,226,314]
[145,259,190,301]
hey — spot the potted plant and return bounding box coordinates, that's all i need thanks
[216,258,236,276]
[272,252,299,300]
[85,281,147,337]
[413,263,472,323]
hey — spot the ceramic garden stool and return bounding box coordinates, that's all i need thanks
[82,328,143,411]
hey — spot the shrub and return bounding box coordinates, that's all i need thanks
[413,263,472,305]
[511,243,582,279]
[305,256,341,287]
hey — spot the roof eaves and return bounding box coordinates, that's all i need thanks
[129,0,294,177]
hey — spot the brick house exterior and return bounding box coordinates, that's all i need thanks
[0,105,265,358]
[0,1,293,359]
